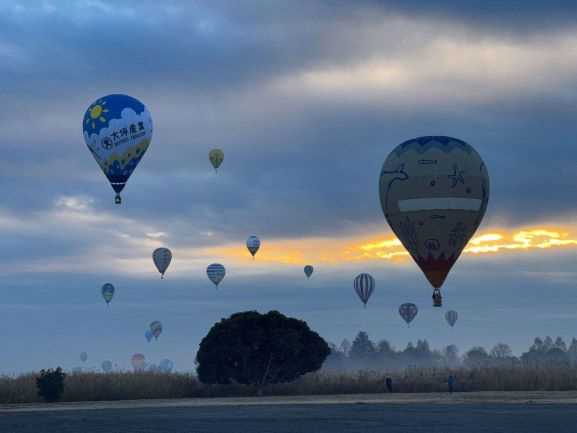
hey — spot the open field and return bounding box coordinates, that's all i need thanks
[4,367,577,404]
[2,394,577,433]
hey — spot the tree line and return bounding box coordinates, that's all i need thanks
[323,332,577,371]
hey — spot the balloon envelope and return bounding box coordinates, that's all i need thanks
[246,235,260,257]
[354,273,374,307]
[207,263,226,287]
[379,136,489,289]
[399,303,418,325]
[80,352,88,363]
[159,359,174,373]
[153,248,172,278]
[101,283,115,304]
[145,330,153,343]
[304,265,314,279]
[150,320,163,339]
[131,353,145,371]
[445,310,458,327]
[209,148,224,171]
[101,360,113,373]
[82,94,153,204]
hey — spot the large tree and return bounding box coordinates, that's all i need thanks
[196,310,330,386]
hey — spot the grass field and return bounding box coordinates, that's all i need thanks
[2,367,577,404]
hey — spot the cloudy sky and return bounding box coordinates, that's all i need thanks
[1,0,576,373]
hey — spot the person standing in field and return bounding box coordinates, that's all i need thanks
[448,375,454,393]
[385,377,393,393]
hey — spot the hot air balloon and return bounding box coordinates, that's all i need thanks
[304,265,314,279]
[159,359,174,373]
[80,352,88,363]
[101,283,115,305]
[354,273,374,308]
[153,248,172,279]
[131,353,145,372]
[150,321,163,340]
[207,263,226,287]
[246,235,260,259]
[379,136,490,305]
[82,94,153,204]
[101,360,113,373]
[209,148,224,172]
[399,303,418,326]
[445,310,458,327]
[145,330,153,343]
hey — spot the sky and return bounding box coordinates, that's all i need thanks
[1,0,577,373]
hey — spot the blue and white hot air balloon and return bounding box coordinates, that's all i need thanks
[207,263,226,288]
[83,94,153,204]
[246,235,260,259]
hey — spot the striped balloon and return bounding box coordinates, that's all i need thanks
[207,263,226,287]
[354,273,374,307]
[445,310,458,327]
[399,303,418,325]
[246,235,261,258]
[101,283,115,305]
[304,265,314,279]
[153,247,172,279]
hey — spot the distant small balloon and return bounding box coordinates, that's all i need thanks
[145,330,153,343]
[304,265,314,279]
[246,235,260,258]
[101,360,113,373]
[209,148,224,172]
[445,310,458,327]
[354,273,374,307]
[159,359,174,373]
[150,321,163,340]
[101,283,115,305]
[131,353,145,372]
[399,303,419,325]
[80,352,88,363]
[207,263,226,287]
[153,248,172,279]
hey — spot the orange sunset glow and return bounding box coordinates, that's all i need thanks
[206,227,577,266]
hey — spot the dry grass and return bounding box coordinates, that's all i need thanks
[2,367,577,404]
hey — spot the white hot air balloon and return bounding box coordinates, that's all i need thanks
[379,136,489,305]
[207,263,226,288]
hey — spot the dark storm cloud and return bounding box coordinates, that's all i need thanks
[0,0,576,246]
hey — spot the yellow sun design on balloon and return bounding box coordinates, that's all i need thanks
[85,99,109,129]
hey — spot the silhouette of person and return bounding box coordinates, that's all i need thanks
[385,377,393,393]
[448,375,454,393]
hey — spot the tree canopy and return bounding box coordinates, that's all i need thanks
[196,310,330,386]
